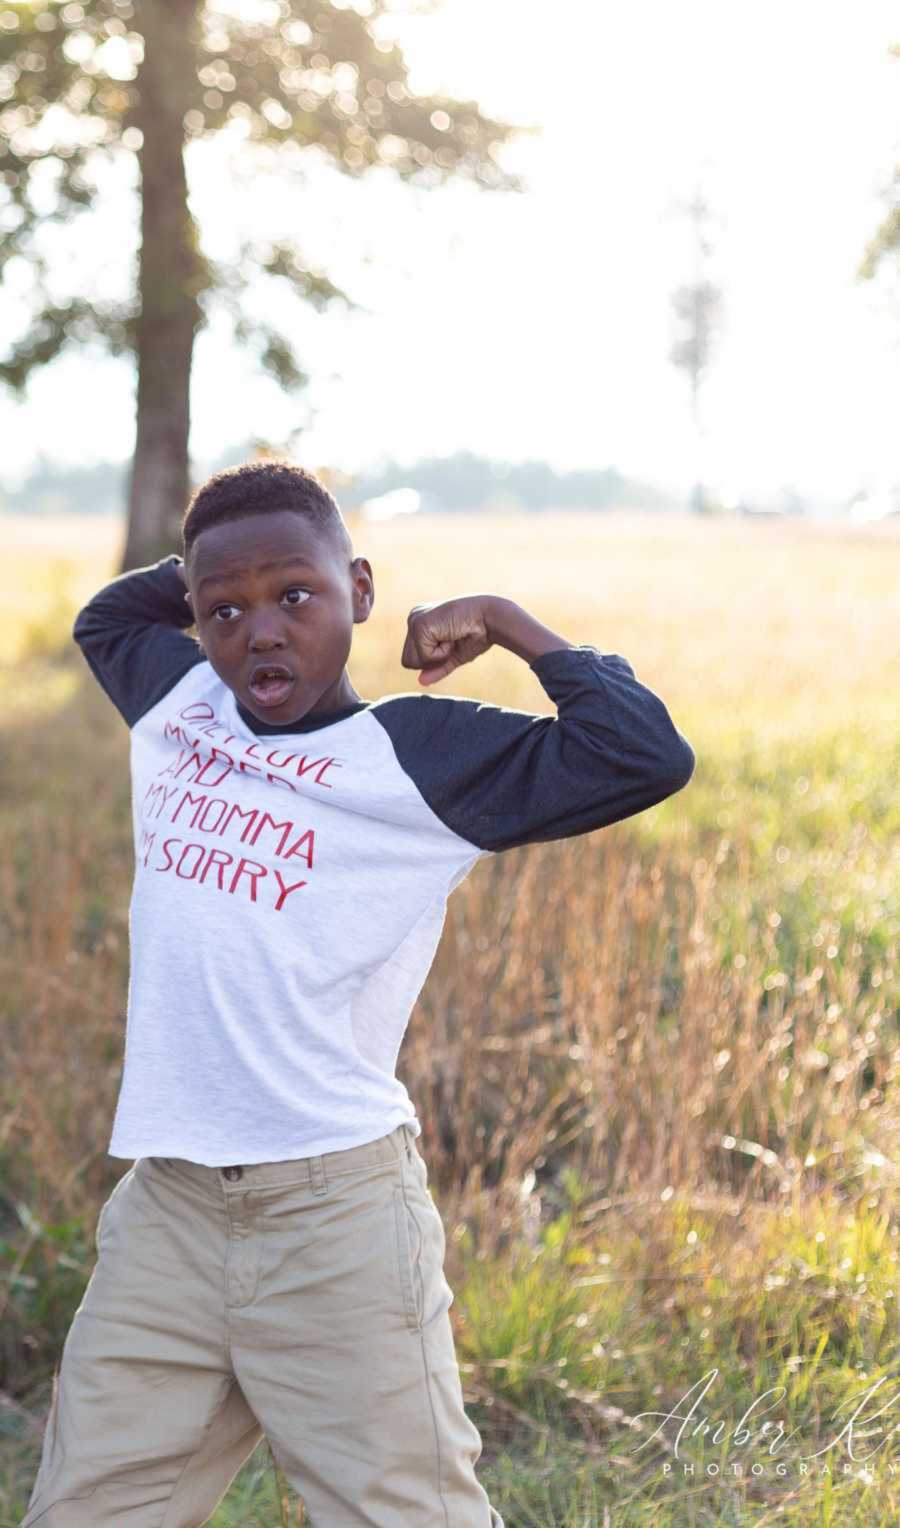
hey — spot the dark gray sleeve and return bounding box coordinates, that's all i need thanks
[370,644,695,853]
[72,554,206,728]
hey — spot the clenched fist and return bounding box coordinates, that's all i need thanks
[401,596,499,686]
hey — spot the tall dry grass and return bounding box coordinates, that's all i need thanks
[1,509,897,1524]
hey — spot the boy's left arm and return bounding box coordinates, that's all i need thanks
[374,592,695,854]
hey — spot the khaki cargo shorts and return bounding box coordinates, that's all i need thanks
[23,1122,503,1527]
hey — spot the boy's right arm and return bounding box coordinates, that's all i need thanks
[72,553,206,728]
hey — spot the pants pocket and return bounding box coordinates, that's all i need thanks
[392,1179,425,1334]
[94,1165,136,1256]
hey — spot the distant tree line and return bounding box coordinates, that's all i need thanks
[2,458,128,517]
[1,448,671,520]
[340,452,668,513]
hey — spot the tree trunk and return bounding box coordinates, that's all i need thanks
[121,0,203,572]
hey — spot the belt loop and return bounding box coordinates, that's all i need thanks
[309,1153,327,1196]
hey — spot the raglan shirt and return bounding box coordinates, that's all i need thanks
[73,554,695,1166]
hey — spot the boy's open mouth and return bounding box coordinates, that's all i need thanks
[247,663,295,708]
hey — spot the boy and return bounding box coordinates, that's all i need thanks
[23,460,695,1526]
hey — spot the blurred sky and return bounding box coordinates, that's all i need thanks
[1,0,898,502]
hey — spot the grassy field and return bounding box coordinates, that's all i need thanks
[1,509,898,1526]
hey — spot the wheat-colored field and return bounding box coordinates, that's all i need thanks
[5,510,900,725]
[1,510,897,1526]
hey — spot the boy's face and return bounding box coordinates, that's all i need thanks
[183,509,374,725]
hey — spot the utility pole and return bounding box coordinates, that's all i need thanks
[669,186,723,514]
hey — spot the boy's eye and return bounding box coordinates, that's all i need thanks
[211,588,311,621]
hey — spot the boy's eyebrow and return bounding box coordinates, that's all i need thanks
[195,556,317,595]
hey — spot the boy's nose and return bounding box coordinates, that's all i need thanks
[248,631,287,650]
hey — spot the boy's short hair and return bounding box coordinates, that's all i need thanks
[182,460,354,563]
